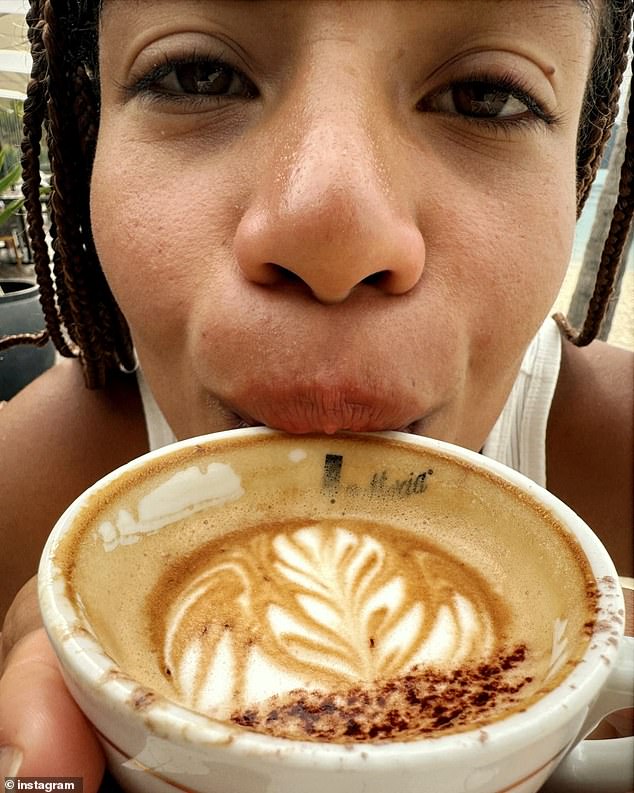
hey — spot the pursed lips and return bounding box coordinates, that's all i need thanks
[219,384,423,435]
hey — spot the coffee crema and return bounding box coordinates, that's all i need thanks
[59,433,599,743]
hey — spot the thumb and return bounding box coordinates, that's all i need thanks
[1,586,105,791]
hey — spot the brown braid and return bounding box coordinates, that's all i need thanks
[0,0,65,355]
[555,0,634,344]
[0,0,134,387]
[41,0,133,385]
[576,1,633,212]
[1,0,633,384]
[556,80,634,345]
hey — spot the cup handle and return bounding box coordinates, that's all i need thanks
[540,635,634,793]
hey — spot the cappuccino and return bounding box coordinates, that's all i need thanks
[58,432,598,742]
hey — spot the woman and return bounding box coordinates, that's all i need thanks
[0,0,632,786]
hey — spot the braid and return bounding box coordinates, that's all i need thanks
[71,58,137,375]
[0,0,134,387]
[0,0,64,356]
[557,82,634,345]
[576,1,632,213]
[556,0,634,345]
[42,0,133,386]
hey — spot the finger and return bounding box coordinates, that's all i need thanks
[1,577,41,668]
[0,627,105,791]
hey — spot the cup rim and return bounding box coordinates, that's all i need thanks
[38,427,626,769]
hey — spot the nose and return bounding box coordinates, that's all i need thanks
[234,104,425,304]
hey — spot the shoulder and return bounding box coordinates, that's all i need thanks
[0,359,148,617]
[547,338,633,574]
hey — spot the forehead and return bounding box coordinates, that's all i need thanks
[95,0,598,76]
[96,0,598,54]
[98,0,598,23]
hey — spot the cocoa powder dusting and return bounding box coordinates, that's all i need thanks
[231,646,532,742]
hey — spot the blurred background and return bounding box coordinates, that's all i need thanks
[0,0,44,275]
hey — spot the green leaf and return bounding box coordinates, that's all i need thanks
[0,197,25,227]
[0,162,22,194]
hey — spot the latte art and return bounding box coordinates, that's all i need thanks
[150,519,509,723]
[61,432,599,745]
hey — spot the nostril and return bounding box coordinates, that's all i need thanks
[244,262,307,288]
[272,264,305,286]
[269,265,394,300]
[259,265,401,300]
[362,270,390,287]
[274,265,390,289]
[254,262,322,294]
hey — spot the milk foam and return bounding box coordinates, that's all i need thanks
[158,522,500,720]
[97,463,244,551]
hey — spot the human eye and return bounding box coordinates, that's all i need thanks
[418,73,557,127]
[128,53,258,105]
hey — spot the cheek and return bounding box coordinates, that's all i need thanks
[457,164,576,324]
[507,178,576,313]
[91,150,156,315]
[411,119,578,334]
[421,149,577,380]
[90,140,234,343]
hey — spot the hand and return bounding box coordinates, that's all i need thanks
[0,577,106,790]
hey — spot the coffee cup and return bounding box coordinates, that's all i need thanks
[38,428,633,793]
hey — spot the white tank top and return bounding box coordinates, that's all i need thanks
[480,318,561,488]
[137,318,562,489]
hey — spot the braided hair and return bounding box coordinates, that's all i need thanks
[556,0,634,345]
[3,0,134,387]
[1,0,633,388]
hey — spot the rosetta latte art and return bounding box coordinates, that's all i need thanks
[151,520,508,720]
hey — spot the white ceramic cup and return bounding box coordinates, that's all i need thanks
[38,428,633,793]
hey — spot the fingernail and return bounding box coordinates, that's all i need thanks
[0,745,22,776]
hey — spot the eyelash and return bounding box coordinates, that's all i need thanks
[127,57,559,132]
[126,52,258,105]
[418,71,560,130]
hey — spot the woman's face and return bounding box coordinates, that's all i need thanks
[91,0,595,448]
